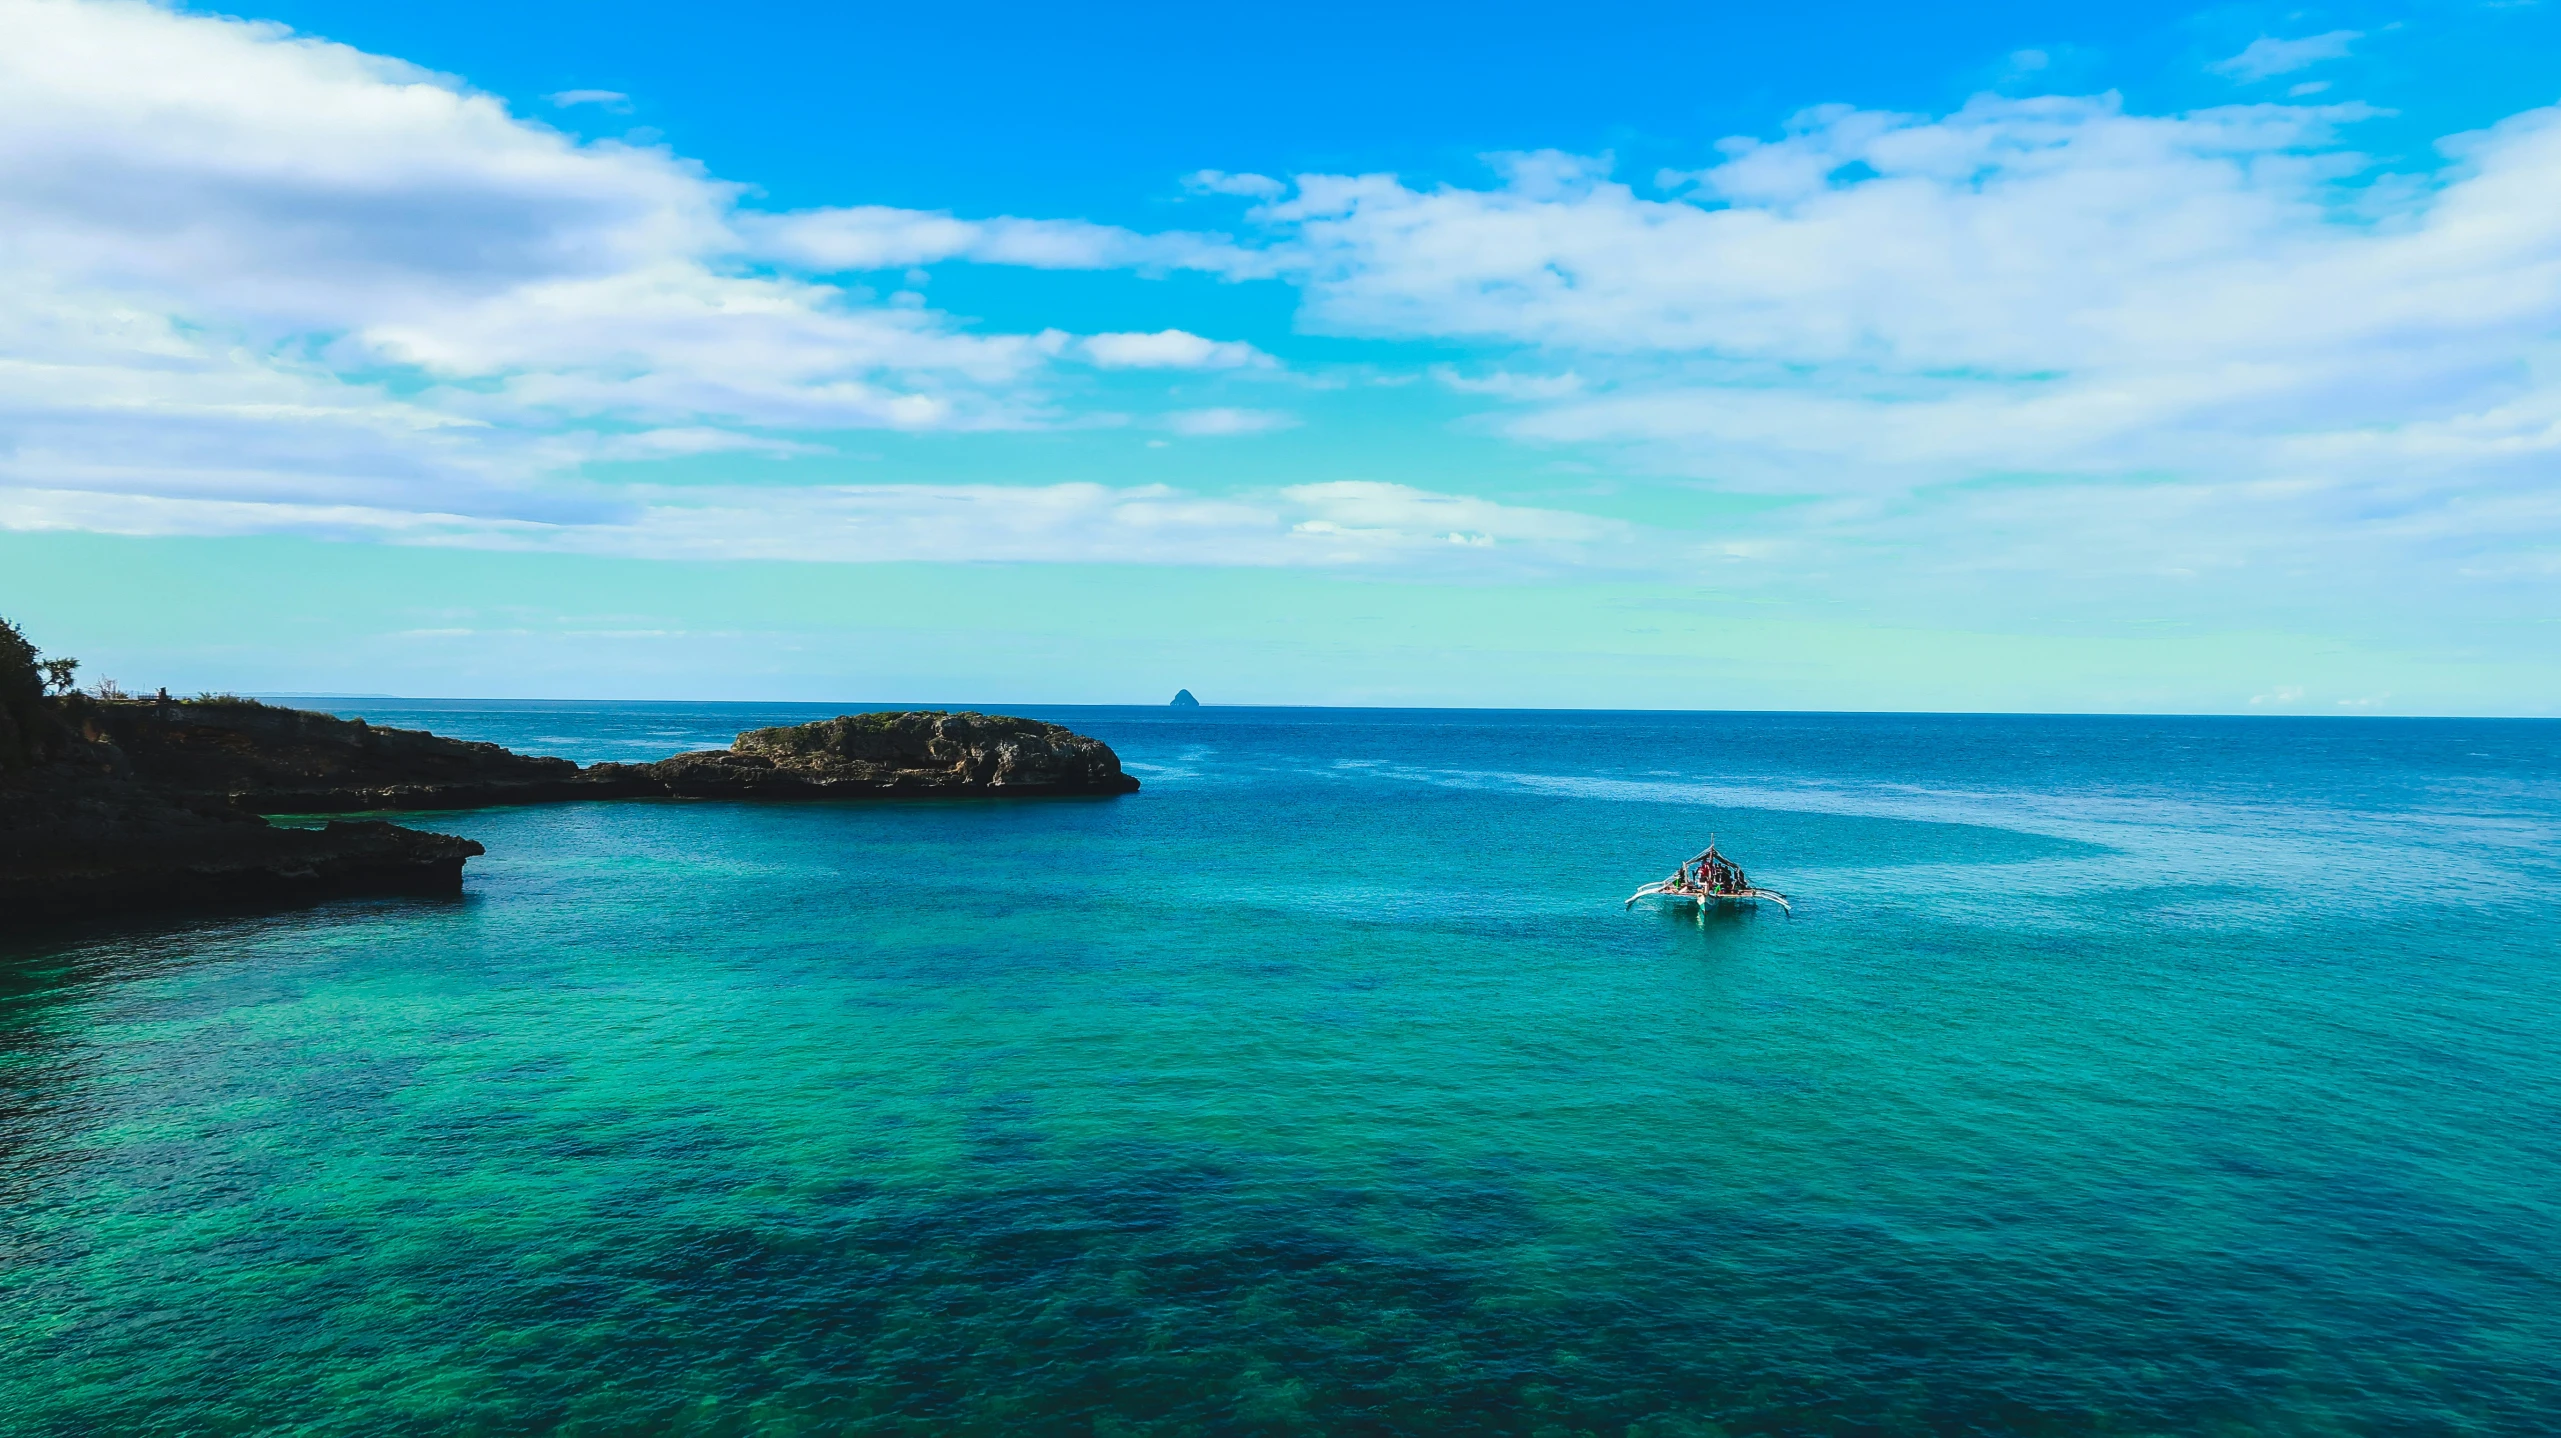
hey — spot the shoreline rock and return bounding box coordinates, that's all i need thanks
[2,694,484,925]
[74,699,1142,810]
[623,710,1141,800]
[4,691,1136,925]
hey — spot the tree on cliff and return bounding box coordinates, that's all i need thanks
[0,618,84,771]
[0,619,34,698]
[0,618,42,771]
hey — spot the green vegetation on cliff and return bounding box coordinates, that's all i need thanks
[1,618,65,772]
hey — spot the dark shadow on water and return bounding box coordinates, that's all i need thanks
[8,1139,2533,1437]
[0,891,475,966]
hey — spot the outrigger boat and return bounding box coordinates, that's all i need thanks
[1625,837,1791,915]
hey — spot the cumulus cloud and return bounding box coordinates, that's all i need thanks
[1163,407,1298,436]
[1078,330,1273,369]
[0,0,1280,552]
[2210,31,2362,82]
[9,0,2561,614]
[1184,169,1287,199]
[1106,88,2561,625]
[1241,95,2561,519]
[1280,481,1620,547]
[1432,366,1585,400]
[741,205,1265,274]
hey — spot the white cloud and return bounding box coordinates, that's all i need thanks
[1163,407,1298,436]
[0,477,1626,568]
[1264,99,2403,368]
[1144,90,2561,626]
[0,0,1261,545]
[1280,481,1620,546]
[2209,31,2362,82]
[548,88,630,109]
[1431,366,1585,400]
[1184,169,1287,199]
[6,0,2559,621]
[1237,95,2561,524]
[0,0,1595,578]
[587,427,829,460]
[1079,330,1272,369]
[741,205,1264,274]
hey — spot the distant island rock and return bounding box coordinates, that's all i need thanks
[1170,689,1199,707]
[3,621,1138,922]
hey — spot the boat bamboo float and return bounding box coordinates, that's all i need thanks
[1625,837,1791,915]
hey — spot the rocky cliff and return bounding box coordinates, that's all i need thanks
[2,691,482,925]
[76,695,652,811]
[2,764,483,923]
[72,700,1140,807]
[3,671,1136,925]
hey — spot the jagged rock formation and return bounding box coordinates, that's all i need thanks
[76,695,652,812]
[72,700,1139,808]
[4,651,1138,925]
[621,711,1140,799]
[2,658,482,923]
[2,763,482,923]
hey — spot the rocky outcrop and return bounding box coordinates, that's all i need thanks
[2,668,1136,926]
[74,695,655,812]
[1,694,483,924]
[1,762,482,922]
[71,700,1139,808]
[615,710,1141,799]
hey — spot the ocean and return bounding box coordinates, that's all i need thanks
[4,704,2557,1435]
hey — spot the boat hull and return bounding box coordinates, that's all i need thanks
[1624,884,1792,914]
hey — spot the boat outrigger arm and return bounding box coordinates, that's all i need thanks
[1624,838,1792,914]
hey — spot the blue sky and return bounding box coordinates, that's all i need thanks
[2,0,2557,711]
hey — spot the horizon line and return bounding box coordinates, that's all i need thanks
[237,694,2561,722]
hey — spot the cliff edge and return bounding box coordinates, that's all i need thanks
[1,630,482,924]
[76,695,649,812]
[72,700,1141,807]
[3,616,1136,925]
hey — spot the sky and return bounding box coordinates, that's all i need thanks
[2,0,2558,712]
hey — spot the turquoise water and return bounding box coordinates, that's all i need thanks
[5,706,2558,1435]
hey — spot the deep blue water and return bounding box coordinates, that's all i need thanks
[4,704,2558,1434]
